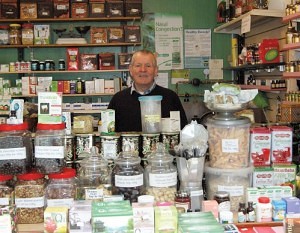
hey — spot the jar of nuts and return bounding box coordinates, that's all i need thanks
[0,174,14,205]
[144,143,177,202]
[0,122,33,175]
[35,123,66,174]
[112,147,145,203]
[46,168,77,208]
[76,146,111,200]
[15,171,46,224]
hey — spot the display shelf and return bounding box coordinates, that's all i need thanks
[223,62,285,71]
[239,84,286,92]
[214,9,285,34]
[282,12,300,23]
[0,69,128,75]
[282,42,300,51]
[235,221,283,228]
[12,93,114,98]
[67,109,106,114]
[282,72,300,78]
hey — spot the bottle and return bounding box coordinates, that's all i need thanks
[238,202,247,223]
[76,77,83,94]
[247,201,255,222]
[256,197,272,222]
[214,191,230,212]
[175,191,191,213]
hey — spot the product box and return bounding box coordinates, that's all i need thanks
[161,111,181,132]
[284,217,300,233]
[62,111,72,135]
[124,1,142,17]
[1,0,18,19]
[283,197,300,214]
[270,125,293,164]
[38,91,63,124]
[154,205,177,233]
[90,27,107,44]
[106,1,124,17]
[107,26,124,43]
[272,164,297,195]
[104,79,114,93]
[44,206,69,233]
[54,0,70,18]
[100,109,115,133]
[118,52,132,69]
[272,199,286,221]
[99,52,115,70]
[259,39,280,64]
[85,80,95,94]
[71,2,88,18]
[69,200,92,233]
[252,167,274,188]
[0,205,17,233]
[8,99,24,124]
[250,127,271,167]
[67,47,80,70]
[94,78,105,93]
[37,2,54,18]
[124,25,141,43]
[63,80,70,94]
[89,2,105,17]
[80,54,98,70]
[201,200,219,219]
[20,3,37,19]
[34,24,50,44]
[132,202,154,233]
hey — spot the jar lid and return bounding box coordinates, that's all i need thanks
[258,196,270,204]
[37,123,65,130]
[175,191,189,198]
[0,122,28,131]
[214,191,229,198]
[0,174,13,181]
[138,95,162,102]
[48,168,76,179]
[79,146,108,170]
[17,171,44,181]
[115,145,141,165]
[147,142,174,164]
[22,23,33,29]
[9,24,21,28]
[0,25,9,30]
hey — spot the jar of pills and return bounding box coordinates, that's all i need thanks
[9,24,21,45]
[0,25,9,45]
[35,123,66,174]
[21,23,34,45]
[58,59,66,71]
[214,191,231,212]
[256,196,272,222]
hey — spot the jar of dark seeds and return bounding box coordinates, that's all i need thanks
[0,122,33,175]
[0,174,14,205]
[111,147,145,203]
[35,123,66,174]
[45,168,77,208]
[15,171,45,224]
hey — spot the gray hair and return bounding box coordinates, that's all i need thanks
[130,50,157,67]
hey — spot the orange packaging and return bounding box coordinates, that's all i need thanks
[67,48,79,70]
[63,80,70,94]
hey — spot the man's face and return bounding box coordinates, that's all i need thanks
[129,53,158,88]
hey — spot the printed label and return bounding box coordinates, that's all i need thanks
[222,139,239,152]
[85,189,104,200]
[47,198,74,208]
[35,146,64,158]
[15,196,45,208]
[0,197,9,206]
[218,185,244,197]
[0,147,26,160]
[115,174,143,187]
[149,172,177,187]
[145,115,160,124]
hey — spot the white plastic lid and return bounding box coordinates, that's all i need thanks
[138,195,155,203]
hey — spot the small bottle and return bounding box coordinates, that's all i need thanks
[256,197,272,222]
[238,202,247,223]
[247,201,255,222]
[174,191,191,213]
[58,59,65,71]
[214,191,230,212]
[76,77,83,94]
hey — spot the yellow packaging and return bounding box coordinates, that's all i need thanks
[44,206,68,233]
[154,205,177,233]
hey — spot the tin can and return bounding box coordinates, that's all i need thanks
[141,133,160,161]
[39,61,45,71]
[161,131,180,153]
[75,134,94,160]
[100,134,120,160]
[45,60,51,71]
[120,132,140,153]
[64,135,75,162]
[30,60,39,71]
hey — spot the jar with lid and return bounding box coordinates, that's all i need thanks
[144,143,177,203]
[111,145,145,203]
[0,174,14,206]
[46,168,77,208]
[58,59,66,71]
[15,171,45,224]
[9,24,21,45]
[286,26,296,44]
[21,23,34,45]
[76,146,111,200]
[214,191,231,211]
[256,196,272,222]
[34,123,66,174]
[0,122,33,175]
[174,191,190,213]
[0,25,9,45]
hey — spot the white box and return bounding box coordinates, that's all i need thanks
[85,81,95,94]
[34,25,50,45]
[161,111,181,132]
[104,79,114,93]
[252,167,274,188]
[100,109,115,133]
[69,202,92,233]
[94,78,104,93]
[62,111,72,135]
[132,202,154,233]
[9,99,24,124]
[0,64,9,72]
[62,103,72,111]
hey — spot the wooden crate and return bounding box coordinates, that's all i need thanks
[280,102,300,123]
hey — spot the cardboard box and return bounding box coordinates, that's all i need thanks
[90,27,107,44]
[54,0,69,18]
[67,48,80,70]
[104,79,114,93]
[100,109,115,133]
[272,164,297,195]
[94,78,104,93]
[106,1,124,17]
[154,205,177,233]
[37,2,54,18]
[80,54,98,70]
[252,167,274,188]
[89,2,105,17]
[108,27,124,43]
[69,201,92,233]
[124,25,141,43]
[44,207,69,233]
[99,52,115,70]
[34,24,50,44]
[71,2,88,18]
[118,53,132,69]
[132,202,154,233]
[124,1,142,17]
[20,3,37,19]
[1,1,18,19]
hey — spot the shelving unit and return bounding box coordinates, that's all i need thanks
[239,84,286,92]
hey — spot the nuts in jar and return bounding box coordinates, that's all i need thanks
[9,24,21,45]
[21,23,34,45]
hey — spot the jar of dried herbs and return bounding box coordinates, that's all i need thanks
[15,172,45,224]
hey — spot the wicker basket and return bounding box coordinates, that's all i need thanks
[280,102,300,123]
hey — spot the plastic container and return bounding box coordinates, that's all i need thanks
[144,143,177,203]
[0,25,9,45]
[138,95,162,133]
[15,172,45,224]
[0,122,33,175]
[9,23,21,45]
[100,134,120,161]
[111,147,145,203]
[256,197,272,222]
[207,116,251,168]
[76,146,111,200]
[205,164,253,212]
[46,168,77,208]
[34,123,66,174]
[21,23,34,45]
[0,174,14,205]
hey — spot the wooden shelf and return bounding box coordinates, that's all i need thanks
[282,72,300,78]
[223,62,285,71]
[12,93,115,98]
[239,84,286,92]
[0,42,141,49]
[282,42,300,51]
[214,9,285,34]
[282,12,300,23]
[235,221,283,228]
[0,69,128,75]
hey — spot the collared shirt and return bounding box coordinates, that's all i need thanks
[130,81,157,95]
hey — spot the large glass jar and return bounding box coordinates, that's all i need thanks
[0,122,33,175]
[15,172,45,224]
[112,147,145,203]
[144,143,177,203]
[21,23,34,45]
[0,25,9,45]
[0,174,14,206]
[9,23,21,45]
[76,146,111,200]
[35,123,66,174]
[46,168,77,208]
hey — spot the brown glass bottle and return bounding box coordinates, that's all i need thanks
[238,202,247,223]
[246,201,255,222]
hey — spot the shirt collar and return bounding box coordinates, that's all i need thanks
[130,81,156,95]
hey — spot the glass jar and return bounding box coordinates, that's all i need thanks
[214,191,231,212]
[58,59,66,71]
[286,26,296,44]
[21,23,34,45]
[0,25,9,45]
[46,168,77,208]
[35,123,66,174]
[15,172,45,224]
[111,147,145,203]
[144,143,177,203]
[76,146,111,200]
[100,134,121,161]
[9,23,21,45]
[0,174,14,205]
[0,122,33,175]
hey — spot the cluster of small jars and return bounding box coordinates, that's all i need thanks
[0,23,34,45]
[285,1,300,16]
